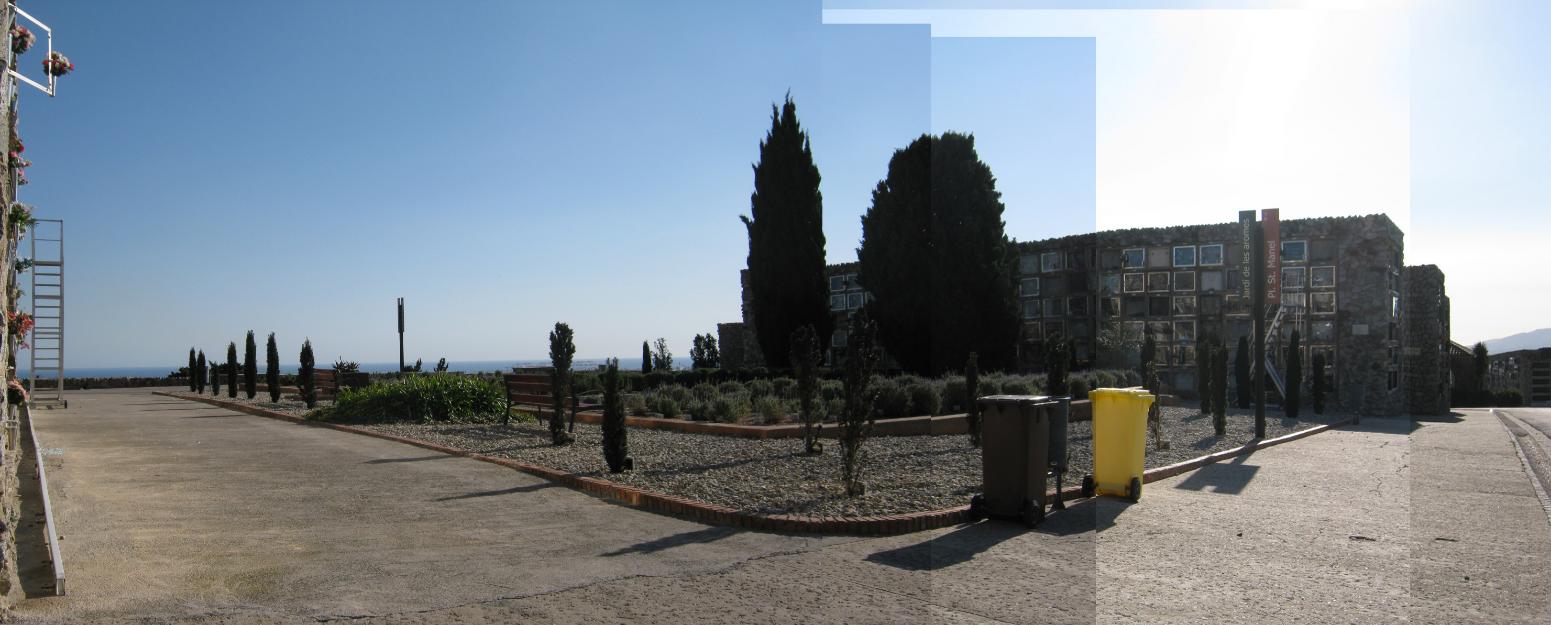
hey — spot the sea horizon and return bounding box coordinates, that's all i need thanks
[19,358,670,379]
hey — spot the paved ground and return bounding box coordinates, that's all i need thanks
[9,390,1551,624]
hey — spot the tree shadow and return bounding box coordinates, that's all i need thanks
[1173,450,1261,495]
[433,481,555,501]
[602,526,740,557]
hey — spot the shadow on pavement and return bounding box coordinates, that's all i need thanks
[434,481,556,501]
[864,511,1095,571]
[182,414,245,419]
[603,526,740,557]
[366,455,452,464]
[1173,460,1261,495]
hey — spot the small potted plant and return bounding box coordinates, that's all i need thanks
[42,51,72,77]
[15,170,27,185]
[10,25,34,55]
[7,151,29,170]
[8,202,37,236]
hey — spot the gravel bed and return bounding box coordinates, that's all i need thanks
[355,406,1345,518]
[167,390,325,418]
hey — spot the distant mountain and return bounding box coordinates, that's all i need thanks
[1481,328,1551,354]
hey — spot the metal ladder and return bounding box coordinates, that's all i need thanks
[28,219,65,409]
[1256,298,1305,401]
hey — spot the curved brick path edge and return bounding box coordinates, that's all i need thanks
[151,391,1348,536]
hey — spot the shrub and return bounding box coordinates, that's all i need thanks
[655,397,681,419]
[964,352,980,447]
[1069,378,1090,401]
[717,380,747,396]
[691,382,718,401]
[1092,370,1115,389]
[839,311,881,497]
[1001,379,1032,396]
[710,395,746,423]
[656,384,692,405]
[686,399,712,421]
[789,325,824,453]
[747,378,774,398]
[644,370,673,389]
[321,374,504,423]
[771,376,797,399]
[754,395,785,424]
[820,379,844,401]
[874,378,910,418]
[907,381,941,416]
[942,378,967,413]
[825,398,845,422]
[625,392,648,416]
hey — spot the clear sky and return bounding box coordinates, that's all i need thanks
[11,0,1545,368]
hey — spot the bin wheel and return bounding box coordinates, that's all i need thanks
[1081,475,1095,499]
[968,495,985,521]
[1022,499,1045,528]
[1126,477,1142,503]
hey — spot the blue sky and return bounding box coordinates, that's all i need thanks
[12,0,1547,367]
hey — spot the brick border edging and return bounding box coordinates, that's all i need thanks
[151,391,1348,534]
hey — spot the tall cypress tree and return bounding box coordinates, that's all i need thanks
[299,339,316,409]
[1235,335,1252,409]
[226,342,238,398]
[641,341,651,374]
[210,360,221,396]
[266,333,280,402]
[243,331,258,399]
[601,358,631,473]
[196,350,207,393]
[549,323,576,445]
[741,95,830,368]
[857,133,1018,375]
[188,348,197,391]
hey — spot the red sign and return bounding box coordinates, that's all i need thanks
[1262,208,1280,307]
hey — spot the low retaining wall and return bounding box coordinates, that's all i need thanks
[154,391,1344,536]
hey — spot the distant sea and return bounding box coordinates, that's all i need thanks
[20,358,655,379]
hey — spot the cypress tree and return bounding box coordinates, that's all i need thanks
[601,358,631,473]
[1140,333,1157,381]
[1235,335,1252,408]
[857,132,1018,375]
[838,310,881,497]
[243,331,257,399]
[548,323,576,445]
[196,350,207,393]
[226,342,238,398]
[641,341,651,374]
[741,94,831,368]
[188,348,197,391]
[210,360,221,396]
[266,333,280,402]
[1212,343,1228,435]
[299,339,316,409]
[789,325,823,454]
[1312,352,1327,415]
[1285,330,1302,419]
[965,351,981,448]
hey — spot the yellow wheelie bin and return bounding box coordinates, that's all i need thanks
[1082,387,1155,502]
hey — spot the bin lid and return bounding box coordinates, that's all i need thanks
[1089,387,1155,401]
[975,394,1061,408]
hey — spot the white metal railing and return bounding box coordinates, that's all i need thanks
[22,403,65,595]
[7,3,55,97]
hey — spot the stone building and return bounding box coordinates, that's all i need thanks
[720,262,868,369]
[724,212,1447,416]
[1489,348,1551,406]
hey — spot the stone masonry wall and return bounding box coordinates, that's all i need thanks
[1402,265,1449,416]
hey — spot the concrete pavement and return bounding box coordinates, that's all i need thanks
[10,390,1551,624]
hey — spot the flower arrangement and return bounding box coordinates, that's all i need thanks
[42,51,73,77]
[10,134,22,154]
[6,379,26,406]
[8,202,37,236]
[14,258,33,272]
[7,151,30,170]
[15,170,27,185]
[8,310,34,348]
[10,25,34,55]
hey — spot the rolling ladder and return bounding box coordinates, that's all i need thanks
[1254,296,1305,402]
[27,219,65,409]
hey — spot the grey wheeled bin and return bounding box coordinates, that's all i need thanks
[968,395,1054,527]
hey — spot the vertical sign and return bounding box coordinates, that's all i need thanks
[1262,208,1281,307]
[1237,210,1255,300]
[397,297,406,374]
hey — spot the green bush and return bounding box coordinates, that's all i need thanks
[907,382,941,416]
[717,380,747,396]
[754,395,785,424]
[655,397,682,419]
[644,371,673,389]
[825,398,845,422]
[942,378,968,412]
[771,376,796,399]
[687,399,712,421]
[874,379,910,418]
[321,374,505,423]
[710,395,746,423]
[820,379,844,401]
[625,392,648,416]
[1092,371,1115,388]
[656,384,692,405]
[1069,378,1091,400]
[748,379,774,398]
[691,382,718,401]
[1001,379,1032,395]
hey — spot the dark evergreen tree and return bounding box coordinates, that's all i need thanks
[435,358,448,372]
[703,334,720,369]
[299,339,317,409]
[1140,333,1157,381]
[650,338,672,372]
[741,95,831,368]
[210,360,221,396]
[1471,342,1489,391]
[838,310,881,497]
[641,341,651,374]
[789,325,823,454]
[188,348,197,391]
[1046,334,1070,397]
[243,331,257,399]
[265,333,280,402]
[1285,330,1302,419]
[1212,342,1228,435]
[691,334,708,370]
[965,351,981,448]
[196,350,207,394]
[1196,336,1213,409]
[857,133,1018,375]
[548,322,576,445]
[1312,352,1327,415]
[1235,335,1252,408]
[601,358,631,472]
[226,342,238,398]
